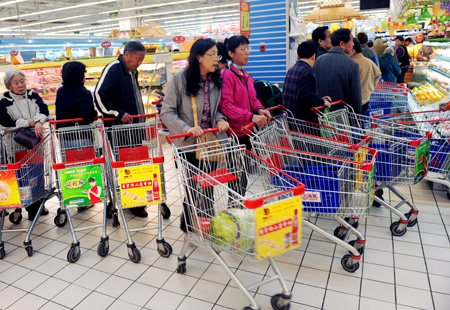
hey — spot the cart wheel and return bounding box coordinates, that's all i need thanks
[243,307,253,310]
[112,214,120,227]
[341,254,360,273]
[25,246,33,257]
[344,217,359,229]
[348,240,364,255]
[404,212,418,227]
[128,245,141,263]
[0,247,5,259]
[9,211,22,224]
[161,203,171,219]
[271,293,291,310]
[54,213,67,227]
[177,263,186,274]
[67,245,81,263]
[333,227,346,240]
[97,240,109,257]
[390,221,407,237]
[157,241,172,258]
[447,191,450,200]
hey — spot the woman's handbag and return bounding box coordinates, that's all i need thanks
[191,95,224,161]
[14,127,41,149]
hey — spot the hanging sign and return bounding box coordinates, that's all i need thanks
[101,41,112,48]
[173,36,185,43]
[10,50,18,57]
[240,1,250,38]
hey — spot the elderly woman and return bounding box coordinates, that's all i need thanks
[160,38,229,235]
[379,47,402,83]
[0,70,49,220]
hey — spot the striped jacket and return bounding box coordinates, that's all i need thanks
[94,54,144,124]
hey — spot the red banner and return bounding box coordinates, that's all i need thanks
[240,1,250,38]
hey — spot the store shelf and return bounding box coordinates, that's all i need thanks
[13,52,189,69]
[436,55,450,63]
[430,66,450,80]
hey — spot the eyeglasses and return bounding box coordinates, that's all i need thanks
[239,47,251,53]
[205,53,222,60]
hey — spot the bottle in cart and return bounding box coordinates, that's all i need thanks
[152,173,160,201]
[291,209,299,245]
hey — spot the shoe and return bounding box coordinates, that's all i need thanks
[28,208,49,221]
[77,204,94,212]
[130,207,148,218]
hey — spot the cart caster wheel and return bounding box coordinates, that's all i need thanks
[271,293,291,310]
[67,244,81,263]
[333,226,346,240]
[97,239,109,257]
[243,307,254,310]
[341,254,360,273]
[177,263,186,274]
[447,191,450,200]
[112,214,120,227]
[157,241,172,258]
[25,246,33,257]
[54,212,67,227]
[348,240,365,255]
[344,217,359,229]
[0,247,5,259]
[9,211,22,224]
[128,245,141,263]
[161,203,171,219]
[390,221,407,237]
[404,212,418,227]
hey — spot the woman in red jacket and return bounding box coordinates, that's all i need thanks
[219,36,272,149]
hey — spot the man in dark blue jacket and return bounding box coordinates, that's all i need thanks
[94,41,148,217]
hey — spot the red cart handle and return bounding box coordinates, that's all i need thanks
[49,116,101,124]
[166,127,233,144]
[240,105,286,134]
[311,100,348,113]
[102,113,158,122]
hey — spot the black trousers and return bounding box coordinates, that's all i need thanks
[397,66,409,84]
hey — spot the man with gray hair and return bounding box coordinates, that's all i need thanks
[378,47,402,83]
[94,41,148,217]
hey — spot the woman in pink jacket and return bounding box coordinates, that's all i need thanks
[219,36,272,149]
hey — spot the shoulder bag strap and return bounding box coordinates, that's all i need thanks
[191,94,199,127]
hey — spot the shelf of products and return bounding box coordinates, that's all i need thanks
[13,53,189,119]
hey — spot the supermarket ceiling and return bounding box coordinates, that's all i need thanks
[0,0,390,38]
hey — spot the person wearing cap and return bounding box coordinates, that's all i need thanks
[372,38,388,57]
[378,47,402,83]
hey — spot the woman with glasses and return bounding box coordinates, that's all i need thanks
[219,35,272,150]
[160,38,229,235]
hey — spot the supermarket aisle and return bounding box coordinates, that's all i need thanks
[0,140,449,310]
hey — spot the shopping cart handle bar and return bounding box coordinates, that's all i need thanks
[311,100,348,113]
[102,113,158,122]
[409,131,433,147]
[241,105,286,133]
[111,156,164,168]
[244,184,305,209]
[0,163,21,170]
[166,127,233,144]
[49,116,101,124]
[53,157,105,170]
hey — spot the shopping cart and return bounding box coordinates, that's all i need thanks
[241,118,377,272]
[104,114,172,263]
[167,128,305,310]
[374,109,450,200]
[312,101,432,236]
[0,130,54,259]
[50,118,110,263]
[365,82,409,117]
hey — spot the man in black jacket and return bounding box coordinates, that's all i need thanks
[94,41,148,217]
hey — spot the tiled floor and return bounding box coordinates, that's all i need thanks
[1,140,450,310]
